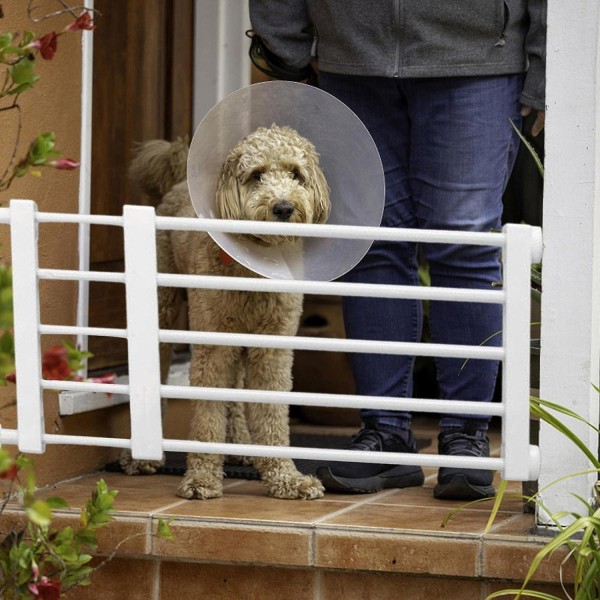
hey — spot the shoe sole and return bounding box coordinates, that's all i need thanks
[316,465,425,494]
[433,474,495,501]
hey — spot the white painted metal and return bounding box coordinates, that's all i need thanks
[538,0,600,524]
[122,206,164,460]
[2,201,542,480]
[193,0,251,126]
[9,201,45,453]
[76,2,95,375]
[501,224,539,480]
[157,330,504,360]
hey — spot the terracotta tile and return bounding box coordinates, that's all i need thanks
[483,540,575,583]
[39,474,181,514]
[486,579,574,598]
[319,502,514,536]
[0,509,148,555]
[52,514,149,555]
[315,530,479,577]
[65,557,159,600]
[160,562,317,599]
[157,493,352,524]
[321,571,483,600]
[484,513,537,539]
[381,485,524,514]
[153,521,312,566]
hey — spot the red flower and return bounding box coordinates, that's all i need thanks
[29,578,61,600]
[30,32,58,60]
[5,372,16,383]
[42,346,72,380]
[66,12,96,32]
[0,464,18,480]
[50,158,80,170]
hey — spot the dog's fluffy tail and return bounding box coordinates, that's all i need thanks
[129,137,189,202]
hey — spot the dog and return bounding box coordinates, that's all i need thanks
[127,125,329,500]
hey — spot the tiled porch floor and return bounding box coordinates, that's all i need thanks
[4,417,572,598]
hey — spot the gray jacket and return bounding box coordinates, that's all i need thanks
[249,0,546,110]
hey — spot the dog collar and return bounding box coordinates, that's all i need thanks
[219,249,235,266]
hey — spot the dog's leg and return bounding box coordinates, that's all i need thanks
[244,347,324,500]
[177,344,242,499]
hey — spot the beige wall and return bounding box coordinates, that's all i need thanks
[0,2,125,484]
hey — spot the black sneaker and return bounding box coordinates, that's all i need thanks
[434,426,495,500]
[316,427,425,494]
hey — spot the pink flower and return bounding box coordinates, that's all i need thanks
[50,158,80,170]
[88,372,117,385]
[66,12,96,32]
[30,32,58,60]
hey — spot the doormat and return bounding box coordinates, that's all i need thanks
[106,433,430,480]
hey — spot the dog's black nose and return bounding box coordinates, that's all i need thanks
[272,201,294,221]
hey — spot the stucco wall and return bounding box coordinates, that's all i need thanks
[0,3,123,484]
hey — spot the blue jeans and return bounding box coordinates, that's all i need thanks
[318,73,523,431]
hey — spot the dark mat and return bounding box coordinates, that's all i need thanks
[106,433,431,480]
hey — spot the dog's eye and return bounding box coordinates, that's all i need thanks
[249,170,263,182]
[291,168,303,182]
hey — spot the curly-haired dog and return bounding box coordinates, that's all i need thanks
[128,125,329,500]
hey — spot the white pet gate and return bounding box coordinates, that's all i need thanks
[0,199,542,482]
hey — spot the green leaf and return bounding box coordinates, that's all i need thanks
[10,58,37,86]
[25,499,52,528]
[510,118,545,178]
[157,518,174,540]
[45,496,70,510]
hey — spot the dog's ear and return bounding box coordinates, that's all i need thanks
[216,153,243,220]
[307,160,331,224]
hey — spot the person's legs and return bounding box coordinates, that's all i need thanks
[406,74,523,498]
[316,73,425,492]
[320,72,421,424]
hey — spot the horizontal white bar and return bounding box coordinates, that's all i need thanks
[36,268,505,304]
[0,427,505,470]
[43,379,129,394]
[0,208,506,247]
[154,216,506,247]
[159,329,504,360]
[36,212,124,226]
[161,384,505,417]
[157,273,505,304]
[39,269,125,284]
[40,324,128,339]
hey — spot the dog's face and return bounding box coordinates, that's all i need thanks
[216,125,330,246]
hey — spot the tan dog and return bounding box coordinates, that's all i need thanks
[128,125,329,500]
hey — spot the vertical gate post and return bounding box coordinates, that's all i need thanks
[10,200,45,453]
[501,223,541,481]
[123,205,164,460]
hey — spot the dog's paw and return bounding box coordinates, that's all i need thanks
[266,473,325,500]
[177,472,223,500]
[119,451,164,476]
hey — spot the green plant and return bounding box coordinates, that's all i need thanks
[0,3,96,196]
[0,448,173,599]
[444,388,600,599]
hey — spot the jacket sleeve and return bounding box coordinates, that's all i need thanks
[249,0,314,68]
[520,0,547,111]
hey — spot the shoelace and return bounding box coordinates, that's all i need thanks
[440,431,488,457]
[348,430,388,452]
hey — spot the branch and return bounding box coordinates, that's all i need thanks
[27,1,101,22]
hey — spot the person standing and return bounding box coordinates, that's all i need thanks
[249,1,546,500]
